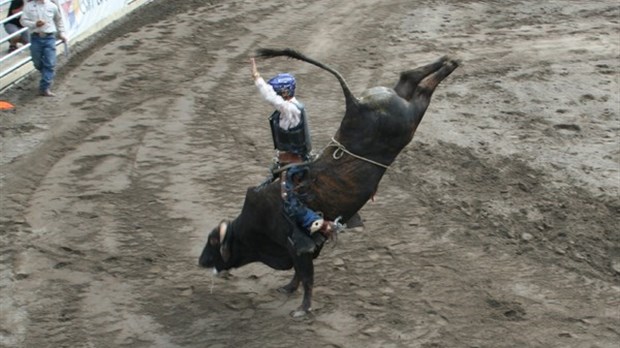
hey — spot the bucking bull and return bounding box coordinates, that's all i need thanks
[199,48,458,317]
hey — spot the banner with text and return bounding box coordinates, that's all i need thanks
[57,0,128,39]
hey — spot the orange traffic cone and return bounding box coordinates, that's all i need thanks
[0,101,15,110]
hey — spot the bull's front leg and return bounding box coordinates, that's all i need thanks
[279,239,304,294]
[278,273,300,294]
[291,253,315,318]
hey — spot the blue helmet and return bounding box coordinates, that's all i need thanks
[268,73,296,97]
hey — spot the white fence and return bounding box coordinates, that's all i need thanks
[0,0,152,93]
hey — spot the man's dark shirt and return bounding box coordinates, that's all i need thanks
[6,0,25,27]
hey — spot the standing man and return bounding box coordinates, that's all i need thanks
[20,0,66,97]
[3,0,29,53]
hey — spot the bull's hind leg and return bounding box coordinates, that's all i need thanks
[410,59,460,125]
[394,56,448,101]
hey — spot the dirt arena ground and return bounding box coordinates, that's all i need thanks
[1,1,618,347]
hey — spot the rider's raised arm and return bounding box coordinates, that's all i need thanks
[251,58,301,129]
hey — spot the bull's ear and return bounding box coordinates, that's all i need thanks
[218,222,231,262]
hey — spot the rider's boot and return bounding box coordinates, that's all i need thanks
[310,218,345,240]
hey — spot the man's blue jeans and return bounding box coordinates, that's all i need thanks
[29,34,57,92]
[282,166,322,232]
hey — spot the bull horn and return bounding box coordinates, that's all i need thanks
[219,221,227,242]
[219,221,231,262]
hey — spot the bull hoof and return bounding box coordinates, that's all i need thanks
[290,308,312,318]
[446,59,461,69]
[277,285,297,294]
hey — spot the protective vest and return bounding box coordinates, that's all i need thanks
[269,101,312,156]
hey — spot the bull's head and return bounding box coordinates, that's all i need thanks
[198,221,231,272]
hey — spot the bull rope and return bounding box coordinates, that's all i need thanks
[325,137,390,169]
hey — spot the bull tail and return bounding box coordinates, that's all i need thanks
[255,48,358,108]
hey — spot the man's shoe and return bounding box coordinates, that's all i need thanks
[40,90,56,97]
